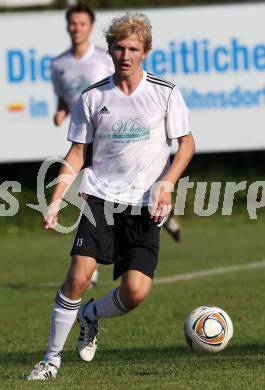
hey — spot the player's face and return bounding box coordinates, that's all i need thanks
[67,12,93,46]
[110,35,147,79]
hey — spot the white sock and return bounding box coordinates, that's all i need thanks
[43,290,81,367]
[84,287,130,321]
[90,267,99,287]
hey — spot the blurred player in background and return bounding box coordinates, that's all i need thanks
[27,12,195,381]
[51,3,113,126]
[51,3,114,287]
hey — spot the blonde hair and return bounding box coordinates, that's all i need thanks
[105,13,152,53]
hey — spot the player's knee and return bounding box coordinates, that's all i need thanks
[123,288,148,309]
[66,273,90,293]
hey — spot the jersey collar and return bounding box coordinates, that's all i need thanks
[111,70,147,98]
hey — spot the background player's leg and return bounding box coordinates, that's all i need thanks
[164,209,182,242]
[90,265,99,288]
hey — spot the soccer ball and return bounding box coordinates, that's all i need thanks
[184,305,233,353]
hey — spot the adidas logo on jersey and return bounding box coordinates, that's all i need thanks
[99,106,110,114]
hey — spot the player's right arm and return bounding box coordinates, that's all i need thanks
[54,97,69,126]
[44,142,87,229]
[44,93,94,229]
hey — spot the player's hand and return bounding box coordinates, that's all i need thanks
[54,110,67,126]
[150,181,173,223]
[43,203,59,230]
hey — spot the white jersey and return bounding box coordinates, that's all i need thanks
[68,71,191,205]
[51,44,114,113]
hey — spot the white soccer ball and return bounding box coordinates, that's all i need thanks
[184,305,233,353]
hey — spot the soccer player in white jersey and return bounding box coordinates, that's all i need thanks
[27,13,195,381]
[51,4,113,287]
[52,4,181,242]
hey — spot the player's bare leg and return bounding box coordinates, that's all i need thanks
[62,255,97,299]
[77,269,152,361]
[119,270,153,309]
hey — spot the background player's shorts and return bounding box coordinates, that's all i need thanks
[71,195,161,280]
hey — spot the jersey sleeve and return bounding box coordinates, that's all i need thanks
[67,94,94,144]
[166,87,191,139]
[50,61,63,97]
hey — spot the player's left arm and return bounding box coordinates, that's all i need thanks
[150,132,195,222]
[163,132,195,186]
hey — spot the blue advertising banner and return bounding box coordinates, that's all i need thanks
[1,4,264,161]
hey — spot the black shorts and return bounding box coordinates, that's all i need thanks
[71,195,161,280]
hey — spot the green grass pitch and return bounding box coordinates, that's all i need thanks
[1,214,265,389]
